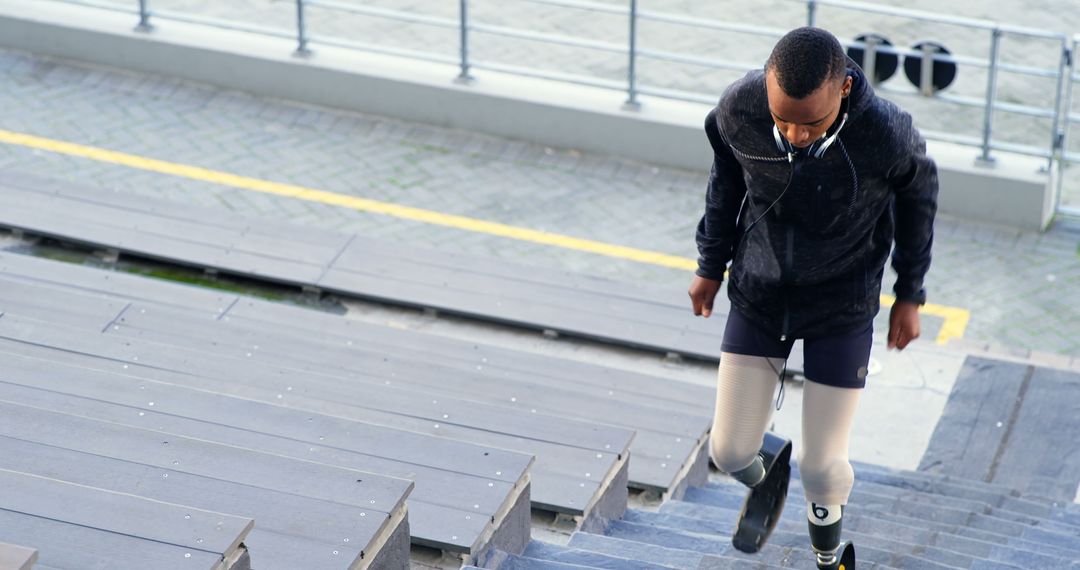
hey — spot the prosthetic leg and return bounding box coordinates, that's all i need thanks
[808,504,856,569]
[730,432,793,553]
[710,353,792,553]
[800,380,863,569]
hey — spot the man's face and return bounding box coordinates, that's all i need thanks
[765,69,851,149]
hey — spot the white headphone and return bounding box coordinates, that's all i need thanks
[773,111,848,159]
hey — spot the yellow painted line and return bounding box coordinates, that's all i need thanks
[0,128,970,343]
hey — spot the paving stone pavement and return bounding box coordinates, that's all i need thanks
[115,0,1080,205]
[0,48,1077,358]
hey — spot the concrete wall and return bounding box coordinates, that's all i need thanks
[0,0,1055,229]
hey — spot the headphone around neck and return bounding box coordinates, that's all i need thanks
[772,111,849,159]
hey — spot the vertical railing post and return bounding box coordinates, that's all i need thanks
[457,0,473,82]
[862,35,878,86]
[1047,38,1069,172]
[978,27,1002,165]
[295,0,310,55]
[807,0,817,27]
[624,0,640,110]
[919,42,935,96]
[1053,37,1077,214]
[135,0,152,31]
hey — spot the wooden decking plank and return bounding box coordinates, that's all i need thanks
[0,379,524,520]
[0,510,225,570]
[0,278,127,330]
[318,265,710,350]
[0,436,394,567]
[328,246,710,332]
[0,200,326,284]
[0,330,610,515]
[0,399,413,516]
[0,253,236,314]
[0,313,634,457]
[228,297,715,411]
[0,468,252,557]
[110,303,707,439]
[0,345,531,485]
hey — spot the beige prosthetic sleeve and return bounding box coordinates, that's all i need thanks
[709,352,784,475]
[797,380,862,505]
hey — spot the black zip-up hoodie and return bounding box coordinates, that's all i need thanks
[695,61,938,340]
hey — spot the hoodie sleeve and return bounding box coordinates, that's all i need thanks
[695,107,748,282]
[888,116,938,304]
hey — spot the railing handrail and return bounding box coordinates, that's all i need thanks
[798,0,1068,40]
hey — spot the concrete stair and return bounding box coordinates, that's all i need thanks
[469,461,1080,570]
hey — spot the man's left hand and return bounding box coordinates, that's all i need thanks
[887,301,921,350]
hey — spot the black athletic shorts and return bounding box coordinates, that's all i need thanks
[720,307,873,389]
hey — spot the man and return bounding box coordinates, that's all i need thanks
[688,27,937,569]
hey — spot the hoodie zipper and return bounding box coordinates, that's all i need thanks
[779,152,798,342]
[730,141,798,341]
[780,225,794,342]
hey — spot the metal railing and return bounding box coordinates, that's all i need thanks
[41,0,1080,216]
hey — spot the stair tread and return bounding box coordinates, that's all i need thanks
[663,498,1080,562]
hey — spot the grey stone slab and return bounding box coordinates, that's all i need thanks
[786,479,1080,542]
[659,499,1080,565]
[565,534,714,569]
[0,468,252,558]
[0,436,397,569]
[694,482,1080,554]
[988,365,1080,503]
[0,510,224,570]
[850,461,1034,505]
[520,540,678,570]
[797,464,1069,524]
[619,510,991,570]
[602,520,955,570]
[474,553,605,570]
[917,357,1032,481]
[0,542,37,570]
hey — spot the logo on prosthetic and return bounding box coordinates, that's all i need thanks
[809,502,842,526]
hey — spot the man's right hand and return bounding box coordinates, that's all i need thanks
[688,275,722,317]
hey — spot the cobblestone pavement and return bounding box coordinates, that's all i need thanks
[0,48,1078,357]
[100,0,1080,204]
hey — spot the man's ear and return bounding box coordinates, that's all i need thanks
[841,76,853,98]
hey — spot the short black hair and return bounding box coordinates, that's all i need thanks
[766,27,847,99]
